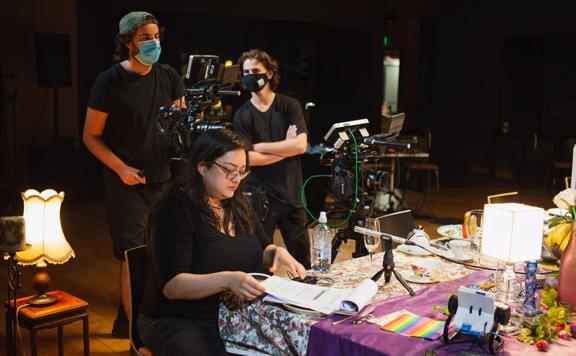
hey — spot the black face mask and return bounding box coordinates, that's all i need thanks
[242,73,269,92]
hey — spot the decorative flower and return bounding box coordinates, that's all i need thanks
[559,330,569,339]
[551,189,576,223]
[546,189,576,253]
[536,340,549,351]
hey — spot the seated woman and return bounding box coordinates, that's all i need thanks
[138,128,306,356]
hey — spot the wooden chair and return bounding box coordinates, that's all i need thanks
[486,191,519,204]
[403,130,440,193]
[544,161,571,189]
[125,245,153,356]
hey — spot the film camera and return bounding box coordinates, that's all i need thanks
[156,55,240,159]
[323,118,411,260]
[323,118,407,204]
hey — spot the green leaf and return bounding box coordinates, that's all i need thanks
[432,305,449,316]
[548,216,570,228]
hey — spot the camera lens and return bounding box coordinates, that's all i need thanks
[364,170,389,192]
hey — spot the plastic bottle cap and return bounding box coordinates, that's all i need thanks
[319,211,327,224]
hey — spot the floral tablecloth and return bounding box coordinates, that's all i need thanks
[218,250,485,355]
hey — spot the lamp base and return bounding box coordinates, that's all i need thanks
[497,263,524,335]
[28,293,57,306]
[29,261,56,306]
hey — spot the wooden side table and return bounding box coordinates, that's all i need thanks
[5,290,89,356]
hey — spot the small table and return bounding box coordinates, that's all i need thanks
[5,290,89,356]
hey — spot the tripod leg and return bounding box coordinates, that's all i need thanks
[393,269,416,296]
[331,230,345,263]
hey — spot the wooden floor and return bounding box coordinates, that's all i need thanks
[0,186,553,355]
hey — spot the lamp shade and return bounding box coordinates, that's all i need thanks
[16,189,75,265]
[481,203,544,263]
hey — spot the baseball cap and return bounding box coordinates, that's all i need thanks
[118,11,157,35]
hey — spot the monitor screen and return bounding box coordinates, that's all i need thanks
[381,113,405,138]
[376,209,414,239]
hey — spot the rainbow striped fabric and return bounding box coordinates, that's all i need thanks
[378,310,444,340]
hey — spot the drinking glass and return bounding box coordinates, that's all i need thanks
[465,209,483,264]
[363,218,381,275]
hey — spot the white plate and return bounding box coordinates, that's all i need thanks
[396,244,432,256]
[437,224,464,239]
[437,224,482,240]
[441,251,474,262]
[402,273,438,284]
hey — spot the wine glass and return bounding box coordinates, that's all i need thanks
[363,218,381,275]
[465,209,483,264]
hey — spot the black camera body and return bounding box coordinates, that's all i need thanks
[156,55,240,159]
[330,153,390,204]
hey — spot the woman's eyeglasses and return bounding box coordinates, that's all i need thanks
[210,161,250,180]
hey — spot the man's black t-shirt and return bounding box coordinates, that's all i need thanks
[140,192,270,320]
[233,94,308,207]
[88,63,184,183]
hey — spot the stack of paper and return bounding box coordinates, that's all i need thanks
[260,276,378,315]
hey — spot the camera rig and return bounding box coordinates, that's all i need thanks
[155,55,241,160]
[316,118,411,261]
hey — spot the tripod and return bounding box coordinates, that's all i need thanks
[330,203,370,263]
[382,239,415,296]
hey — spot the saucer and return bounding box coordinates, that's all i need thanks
[441,251,474,262]
[402,273,439,284]
[397,244,432,256]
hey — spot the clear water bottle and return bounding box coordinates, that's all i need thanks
[311,211,332,273]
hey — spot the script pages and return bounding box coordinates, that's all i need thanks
[260,276,378,315]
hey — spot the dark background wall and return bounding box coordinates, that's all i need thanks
[2,0,576,211]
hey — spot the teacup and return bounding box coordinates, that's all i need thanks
[410,259,439,278]
[446,240,471,259]
[406,229,431,249]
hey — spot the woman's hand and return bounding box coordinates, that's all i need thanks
[268,247,307,279]
[225,271,266,300]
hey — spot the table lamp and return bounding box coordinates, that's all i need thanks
[16,189,75,306]
[481,203,543,332]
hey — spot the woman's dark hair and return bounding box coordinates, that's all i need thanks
[115,14,159,60]
[238,49,280,91]
[184,129,255,234]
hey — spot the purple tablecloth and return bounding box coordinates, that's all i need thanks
[308,271,576,356]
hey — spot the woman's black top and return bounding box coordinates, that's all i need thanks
[140,192,270,320]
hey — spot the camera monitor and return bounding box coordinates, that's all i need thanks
[376,209,414,240]
[324,118,370,149]
[381,113,405,139]
[186,55,239,88]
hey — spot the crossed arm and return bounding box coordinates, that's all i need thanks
[249,125,308,167]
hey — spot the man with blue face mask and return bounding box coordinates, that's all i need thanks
[83,11,184,340]
[233,49,311,269]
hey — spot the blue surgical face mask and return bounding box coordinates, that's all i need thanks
[134,39,161,66]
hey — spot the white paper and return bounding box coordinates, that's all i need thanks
[260,276,377,314]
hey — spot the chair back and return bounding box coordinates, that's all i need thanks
[486,192,519,204]
[125,245,149,353]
